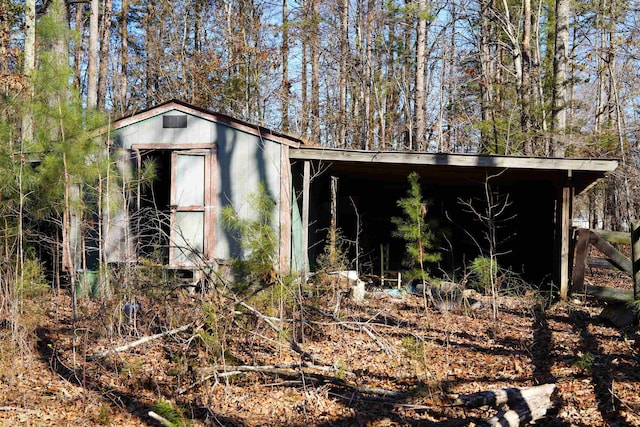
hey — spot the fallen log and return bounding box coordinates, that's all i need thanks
[87,324,192,361]
[455,383,556,427]
[584,285,634,303]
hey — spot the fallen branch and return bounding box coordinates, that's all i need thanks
[87,324,192,361]
[305,305,393,355]
[148,410,175,427]
[195,364,407,398]
[455,384,556,427]
[361,325,393,356]
[236,301,325,365]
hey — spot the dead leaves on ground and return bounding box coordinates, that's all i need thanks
[0,289,638,426]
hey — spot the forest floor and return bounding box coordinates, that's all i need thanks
[1,269,639,426]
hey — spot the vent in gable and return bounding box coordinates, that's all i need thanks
[163,115,188,128]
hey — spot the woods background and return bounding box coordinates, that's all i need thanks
[3,0,640,239]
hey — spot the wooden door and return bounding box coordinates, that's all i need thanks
[169,150,214,267]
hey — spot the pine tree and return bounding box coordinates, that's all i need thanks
[221,183,278,289]
[391,172,440,282]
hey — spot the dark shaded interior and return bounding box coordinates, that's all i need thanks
[137,149,172,264]
[292,160,558,286]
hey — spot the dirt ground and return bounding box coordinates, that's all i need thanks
[1,271,639,426]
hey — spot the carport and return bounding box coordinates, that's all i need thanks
[289,148,618,298]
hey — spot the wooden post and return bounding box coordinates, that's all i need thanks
[380,244,384,285]
[559,175,573,300]
[301,161,310,276]
[329,176,338,265]
[632,220,640,300]
[570,228,590,296]
[279,145,291,274]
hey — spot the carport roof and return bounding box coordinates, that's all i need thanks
[289,147,618,194]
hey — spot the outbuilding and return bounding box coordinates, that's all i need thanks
[105,100,618,298]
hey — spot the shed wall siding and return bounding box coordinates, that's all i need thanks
[115,112,215,147]
[214,125,282,259]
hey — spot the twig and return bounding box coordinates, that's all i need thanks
[176,374,219,396]
[237,301,325,365]
[195,364,406,398]
[87,324,192,360]
[361,325,393,356]
[305,305,393,354]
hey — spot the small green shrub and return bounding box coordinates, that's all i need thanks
[469,256,497,293]
[150,399,190,427]
[468,256,534,297]
[17,252,49,299]
[221,183,277,289]
[314,228,350,274]
[574,351,594,373]
[391,172,441,282]
[401,336,431,361]
[94,403,112,425]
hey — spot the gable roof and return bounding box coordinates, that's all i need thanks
[111,100,303,148]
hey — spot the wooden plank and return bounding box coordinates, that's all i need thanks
[584,285,634,303]
[206,148,216,260]
[289,148,618,172]
[589,232,632,274]
[591,229,631,245]
[559,184,572,301]
[301,161,310,276]
[570,228,590,294]
[632,220,640,300]
[279,145,291,274]
[587,256,622,271]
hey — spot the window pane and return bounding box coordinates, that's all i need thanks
[175,155,204,206]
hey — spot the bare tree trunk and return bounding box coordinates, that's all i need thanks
[444,0,457,152]
[521,0,533,155]
[281,0,290,131]
[532,0,548,137]
[414,0,427,151]
[119,0,128,114]
[363,0,374,150]
[21,0,36,142]
[72,4,84,89]
[551,0,569,157]
[310,0,320,143]
[98,0,112,110]
[479,0,497,153]
[301,32,308,138]
[48,0,70,120]
[87,0,99,109]
[338,0,348,147]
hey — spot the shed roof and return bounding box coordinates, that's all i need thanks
[290,147,618,194]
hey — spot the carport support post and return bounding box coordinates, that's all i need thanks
[559,172,573,300]
[301,161,310,276]
[632,220,640,300]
